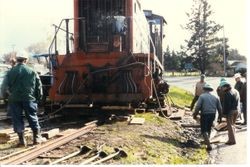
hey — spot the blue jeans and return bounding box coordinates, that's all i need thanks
[9,101,40,133]
[200,113,215,136]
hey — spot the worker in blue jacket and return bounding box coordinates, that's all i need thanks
[193,83,222,151]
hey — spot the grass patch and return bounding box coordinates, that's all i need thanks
[135,112,166,125]
[169,148,207,164]
[168,86,193,108]
[84,113,208,165]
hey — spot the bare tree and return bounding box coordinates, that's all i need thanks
[25,42,48,65]
[26,42,47,55]
[2,52,17,65]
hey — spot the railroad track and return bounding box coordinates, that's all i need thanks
[0,121,98,165]
[0,118,128,165]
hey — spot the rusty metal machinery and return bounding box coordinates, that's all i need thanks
[45,0,168,114]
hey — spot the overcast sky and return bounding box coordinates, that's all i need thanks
[0,0,248,56]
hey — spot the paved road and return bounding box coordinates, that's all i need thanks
[164,76,248,165]
[212,127,247,164]
[164,76,235,94]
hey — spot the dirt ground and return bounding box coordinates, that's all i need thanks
[0,110,209,165]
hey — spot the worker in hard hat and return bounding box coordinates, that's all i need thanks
[3,51,46,147]
[234,73,243,93]
[234,73,244,121]
[240,72,247,125]
[193,83,222,151]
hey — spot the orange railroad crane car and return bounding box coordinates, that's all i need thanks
[48,0,169,112]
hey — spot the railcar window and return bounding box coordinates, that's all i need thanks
[78,0,125,51]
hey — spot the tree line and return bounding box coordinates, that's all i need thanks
[164,47,246,74]
[164,0,246,75]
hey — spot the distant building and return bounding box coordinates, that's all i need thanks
[227,60,247,75]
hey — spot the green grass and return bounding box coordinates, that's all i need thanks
[169,148,207,164]
[135,112,166,125]
[168,86,193,108]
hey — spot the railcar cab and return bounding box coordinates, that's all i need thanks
[144,10,167,70]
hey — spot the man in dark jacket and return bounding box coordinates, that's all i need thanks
[234,73,244,120]
[240,72,247,125]
[234,73,243,93]
[217,78,226,107]
[193,84,222,151]
[220,80,240,145]
[3,51,46,147]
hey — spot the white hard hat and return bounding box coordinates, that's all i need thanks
[16,51,29,59]
[203,83,213,91]
[234,73,241,79]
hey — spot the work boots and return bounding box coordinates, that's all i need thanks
[203,132,212,151]
[17,132,27,147]
[33,129,47,145]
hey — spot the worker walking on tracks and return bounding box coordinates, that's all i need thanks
[240,72,247,125]
[216,78,227,122]
[190,74,206,111]
[220,80,240,145]
[193,84,222,151]
[216,78,226,105]
[234,73,244,121]
[3,51,46,147]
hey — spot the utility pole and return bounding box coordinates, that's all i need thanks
[52,24,57,54]
[222,26,227,77]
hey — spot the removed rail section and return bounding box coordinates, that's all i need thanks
[1,121,97,165]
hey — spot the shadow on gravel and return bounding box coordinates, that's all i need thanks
[141,134,201,149]
[212,127,247,138]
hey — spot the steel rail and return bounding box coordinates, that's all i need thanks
[0,146,36,161]
[1,122,97,165]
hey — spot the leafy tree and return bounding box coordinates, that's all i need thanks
[206,37,229,74]
[183,0,222,74]
[164,47,171,69]
[228,49,246,61]
[164,47,182,71]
